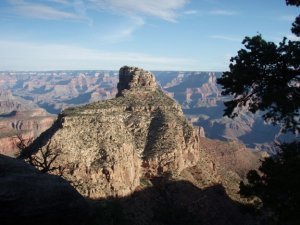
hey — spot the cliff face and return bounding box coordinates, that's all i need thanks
[31,66,200,198]
[165,72,221,108]
[1,71,285,152]
[0,91,55,156]
[27,66,261,202]
[0,108,55,156]
[0,72,118,114]
[0,90,39,114]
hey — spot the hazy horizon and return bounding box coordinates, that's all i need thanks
[0,68,224,72]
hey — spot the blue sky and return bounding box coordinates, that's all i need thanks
[0,0,299,71]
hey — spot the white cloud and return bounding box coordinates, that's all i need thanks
[210,35,242,42]
[209,9,237,16]
[285,34,300,41]
[88,0,189,22]
[0,40,197,71]
[100,17,145,43]
[183,10,198,15]
[7,0,82,20]
[6,0,189,26]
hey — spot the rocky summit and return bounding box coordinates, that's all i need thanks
[27,66,260,202]
[28,66,200,198]
[117,66,157,96]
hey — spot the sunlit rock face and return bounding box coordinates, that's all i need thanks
[117,66,157,97]
[29,66,200,198]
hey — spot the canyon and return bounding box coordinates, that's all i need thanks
[0,69,286,155]
[0,90,55,156]
[1,67,264,224]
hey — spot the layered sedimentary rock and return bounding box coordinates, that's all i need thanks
[28,66,260,201]
[1,71,285,152]
[28,66,200,198]
[0,108,55,156]
[0,72,118,114]
[165,72,221,108]
[0,91,55,156]
[0,90,39,114]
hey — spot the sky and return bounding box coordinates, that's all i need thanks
[0,0,299,71]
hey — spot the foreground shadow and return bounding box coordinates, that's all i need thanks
[1,154,255,225]
[18,115,63,159]
[88,177,255,225]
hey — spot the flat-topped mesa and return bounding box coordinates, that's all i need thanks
[117,66,157,97]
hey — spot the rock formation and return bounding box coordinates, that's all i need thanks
[0,90,38,114]
[165,72,221,108]
[0,72,118,114]
[179,137,262,203]
[27,66,260,201]
[1,70,287,152]
[28,66,200,198]
[0,109,55,156]
[0,91,56,156]
[0,154,88,225]
[117,66,157,96]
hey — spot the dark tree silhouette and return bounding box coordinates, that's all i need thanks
[217,1,300,224]
[292,15,300,36]
[217,35,300,133]
[26,140,63,174]
[14,134,64,175]
[217,1,300,134]
[240,142,300,224]
[287,0,300,36]
[286,0,300,7]
[13,134,34,153]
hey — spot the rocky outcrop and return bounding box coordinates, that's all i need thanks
[117,66,157,96]
[29,66,200,198]
[0,109,55,156]
[0,109,53,132]
[179,137,262,203]
[0,90,38,114]
[27,66,260,202]
[195,126,206,138]
[199,138,261,179]
[0,154,88,225]
[165,72,221,108]
[1,70,286,152]
[0,71,118,114]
